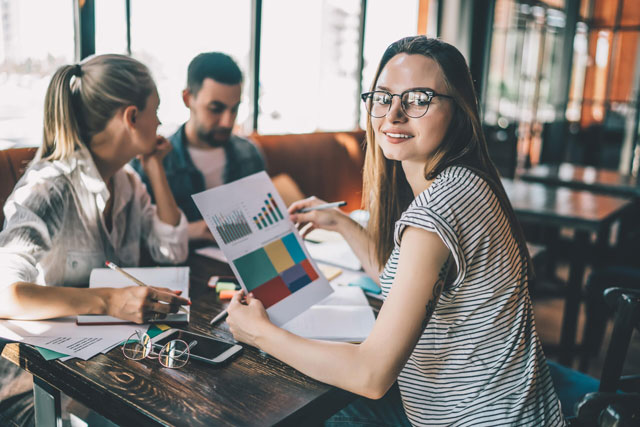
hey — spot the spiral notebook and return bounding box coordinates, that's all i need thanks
[76,267,190,325]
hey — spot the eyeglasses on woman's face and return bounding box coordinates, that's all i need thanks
[361,89,453,119]
[122,330,195,369]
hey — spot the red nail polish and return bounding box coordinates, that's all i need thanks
[187,300,192,305]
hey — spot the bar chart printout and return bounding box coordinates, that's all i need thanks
[212,209,252,244]
[253,192,285,230]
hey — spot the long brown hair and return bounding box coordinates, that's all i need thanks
[36,54,154,162]
[363,36,532,279]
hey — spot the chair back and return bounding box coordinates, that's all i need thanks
[0,147,37,227]
[598,287,640,393]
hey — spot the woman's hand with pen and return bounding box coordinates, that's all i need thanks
[226,291,271,348]
[100,285,191,324]
[288,196,350,238]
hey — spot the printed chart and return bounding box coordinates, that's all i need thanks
[233,233,319,308]
[191,171,333,325]
[212,209,252,244]
[253,193,285,229]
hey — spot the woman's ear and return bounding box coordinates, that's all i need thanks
[123,105,139,129]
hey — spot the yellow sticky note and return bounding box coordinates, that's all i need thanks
[318,264,343,281]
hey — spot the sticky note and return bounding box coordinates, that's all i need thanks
[348,276,381,294]
[216,282,239,292]
[219,290,238,300]
[318,264,343,281]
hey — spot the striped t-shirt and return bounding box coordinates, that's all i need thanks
[380,166,564,426]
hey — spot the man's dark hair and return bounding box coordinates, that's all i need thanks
[187,52,243,95]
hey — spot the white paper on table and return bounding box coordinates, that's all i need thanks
[192,172,333,326]
[305,240,362,271]
[195,245,228,263]
[327,267,385,301]
[77,267,190,324]
[0,317,143,360]
[282,285,375,342]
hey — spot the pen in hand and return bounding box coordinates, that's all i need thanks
[105,261,189,315]
[209,310,228,325]
[297,201,346,213]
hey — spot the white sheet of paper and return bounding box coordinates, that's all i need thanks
[76,267,190,324]
[195,245,228,263]
[281,284,375,342]
[192,172,333,326]
[305,239,362,271]
[0,317,142,360]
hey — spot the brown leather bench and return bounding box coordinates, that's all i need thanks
[252,130,366,211]
[0,147,37,227]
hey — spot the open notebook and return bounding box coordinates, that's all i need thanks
[281,284,375,342]
[76,267,190,325]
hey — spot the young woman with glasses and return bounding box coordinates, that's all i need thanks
[0,55,190,324]
[226,36,564,425]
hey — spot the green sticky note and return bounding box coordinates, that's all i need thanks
[216,282,239,292]
[36,347,68,361]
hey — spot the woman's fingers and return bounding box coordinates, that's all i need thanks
[149,288,190,306]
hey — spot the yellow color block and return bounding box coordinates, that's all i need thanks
[264,239,294,272]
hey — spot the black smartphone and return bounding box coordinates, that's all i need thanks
[152,329,242,365]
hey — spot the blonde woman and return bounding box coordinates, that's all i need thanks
[226,37,564,425]
[0,54,190,323]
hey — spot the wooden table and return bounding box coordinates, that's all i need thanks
[502,178,634,365]
[1,254,360,427]
[518,163,640,198]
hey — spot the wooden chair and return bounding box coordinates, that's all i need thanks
[0,147,37,227]
[549,287,640,426]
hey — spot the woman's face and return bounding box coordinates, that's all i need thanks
[132,90,161,154]
[371,53,453,165]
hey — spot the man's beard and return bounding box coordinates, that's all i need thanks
[196,126,232,148]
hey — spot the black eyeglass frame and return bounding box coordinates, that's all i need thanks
[360,89,453,118]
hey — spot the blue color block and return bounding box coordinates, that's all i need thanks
[282,233,306,263]
[287,274,312,292]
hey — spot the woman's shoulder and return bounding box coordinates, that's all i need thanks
[413,165,493,209]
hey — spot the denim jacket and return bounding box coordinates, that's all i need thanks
[131,124,265,221]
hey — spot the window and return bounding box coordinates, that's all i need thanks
[126,0,252,137]
[259,0,363,134]
[0,0,74,149]
[359,0,419,128]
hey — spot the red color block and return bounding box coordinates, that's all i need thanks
[250,276,291,308]
[300,259,319,281]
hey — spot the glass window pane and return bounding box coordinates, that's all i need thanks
[0,0,75,149]
[129,0,252,137]
[95,0,127,55]
[260,0,362,134]
[359,0,419,127]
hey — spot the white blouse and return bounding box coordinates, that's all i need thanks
[0,146,188,289]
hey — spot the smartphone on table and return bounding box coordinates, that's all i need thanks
[152,329,242,365]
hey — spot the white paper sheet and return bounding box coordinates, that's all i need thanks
[192,172,333,326]
[305,239,362,270]
[0,317,142,360]
[76,267,190,324]
[281,285,375,342]
[195,245,228,263]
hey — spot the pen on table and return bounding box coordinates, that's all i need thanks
[297,201,346,213]
[209,309,228,325]
[105,261,189,314]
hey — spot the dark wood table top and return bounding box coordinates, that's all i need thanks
[518,163,640,198]
[501,178,633,231]
[1,254,359,427]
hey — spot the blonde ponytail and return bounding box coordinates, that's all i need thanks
[37,65,83,161]
[36,54,154,162]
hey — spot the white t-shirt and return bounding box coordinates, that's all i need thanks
[187,146,227,189]
[380,166,564,426]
